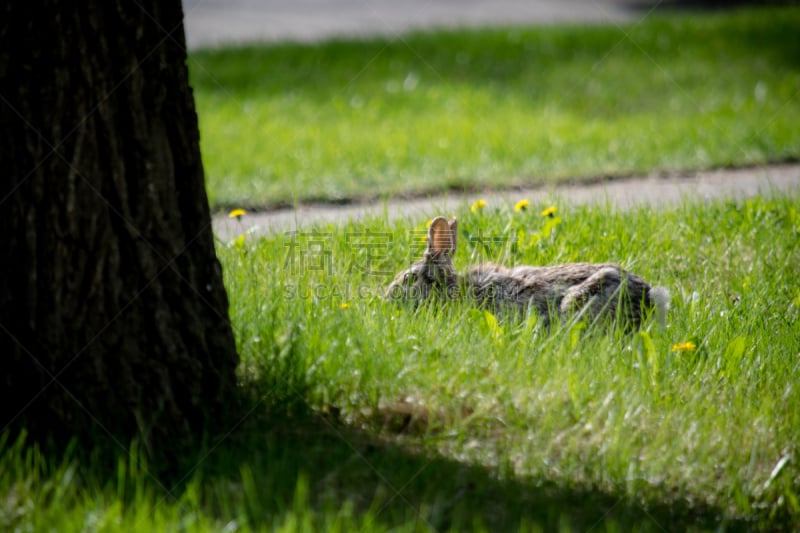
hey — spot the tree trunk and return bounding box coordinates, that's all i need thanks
[0,1,239,454]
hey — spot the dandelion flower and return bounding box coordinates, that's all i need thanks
[541,205,557,217]
[514,199,530,212]
[339,303,350,309]
[671,341,697,353]
[229,208,247,219]
[471,199,487,213]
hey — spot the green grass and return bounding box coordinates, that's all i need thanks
[190,7,800,209]
[4,193,799,531]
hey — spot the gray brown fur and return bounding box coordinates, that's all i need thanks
[386,216,669,328]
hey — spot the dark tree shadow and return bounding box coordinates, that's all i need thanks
[4,362,792,531]
[161,380,772,533]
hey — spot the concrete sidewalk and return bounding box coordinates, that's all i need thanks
[183,0,641,48]
[212,164,800,240]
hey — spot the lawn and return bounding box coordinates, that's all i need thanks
[4,193,799,531]
[190,7,800,209]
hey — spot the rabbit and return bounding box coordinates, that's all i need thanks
[386,216,669,329]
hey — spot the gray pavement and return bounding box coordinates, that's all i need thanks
[213,164,800,240]
[183,0,641,48]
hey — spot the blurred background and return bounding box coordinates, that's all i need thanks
[184,0,786,48]
[184,1,799,210]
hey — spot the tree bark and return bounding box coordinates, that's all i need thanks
[0,1,239,454]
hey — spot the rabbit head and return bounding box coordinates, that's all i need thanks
[386,216,459,304]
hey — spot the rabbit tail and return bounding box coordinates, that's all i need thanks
[648,287,670,329]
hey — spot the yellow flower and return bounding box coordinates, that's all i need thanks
[514,199,530,212]
[541,205,557,217]
[471,199,487,213]
[339,303,350,309]
[228,208,247,219]
[671,341,697,353]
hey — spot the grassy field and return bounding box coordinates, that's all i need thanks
[190,7,800,209]
[4,193,799,531]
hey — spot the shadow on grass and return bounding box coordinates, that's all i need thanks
[0,379,781,531]
[172,383,754,532]
[3,326,789,532]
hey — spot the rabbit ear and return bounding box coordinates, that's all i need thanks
[448,217,458,252]
[427,216,455,256]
